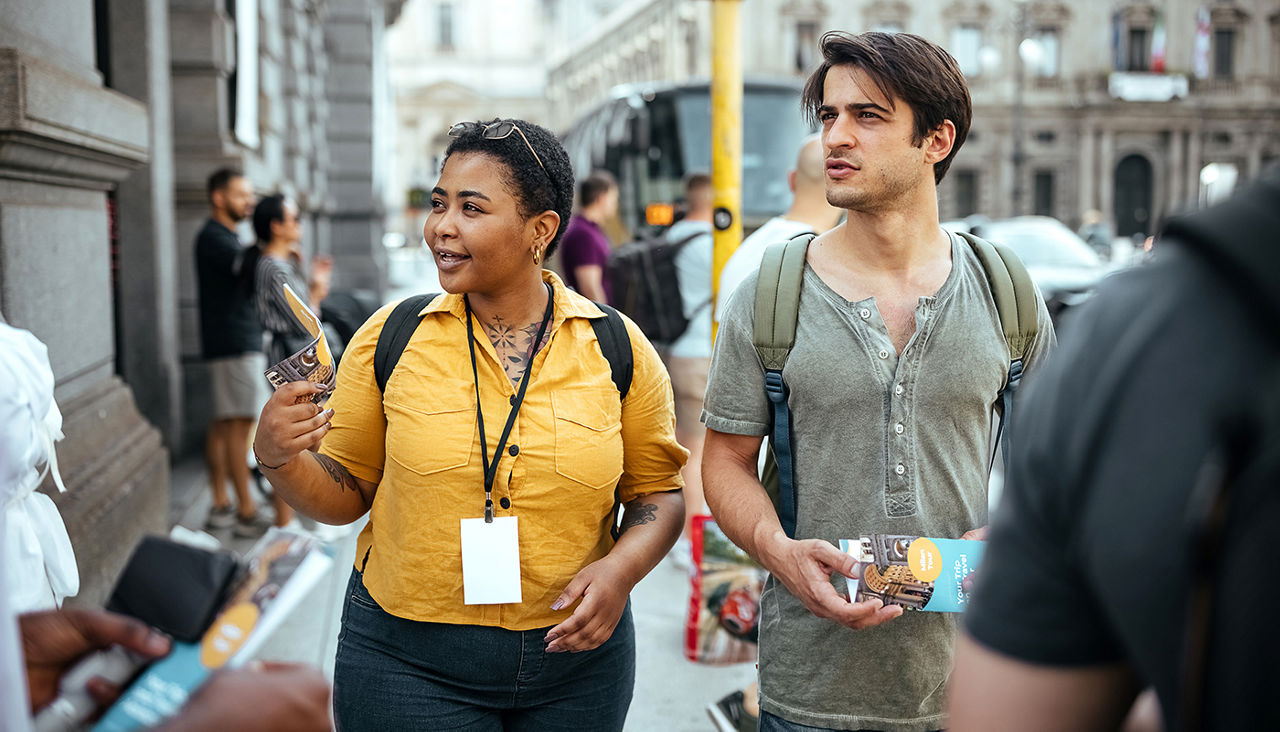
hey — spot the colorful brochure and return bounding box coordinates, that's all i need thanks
[91,529,334,732]
[262,282,335,404]
[838,534,984,613]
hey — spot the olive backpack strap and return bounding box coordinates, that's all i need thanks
[752,233,814,539]
[958,231,1041,470]
[374,293,439,394]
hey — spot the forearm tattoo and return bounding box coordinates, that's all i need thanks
[485,315,551,387]
[311,453,359,494]
[619,501,658,535]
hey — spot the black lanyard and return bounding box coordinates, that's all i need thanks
[465,282,554,522]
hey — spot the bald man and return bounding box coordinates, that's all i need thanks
[714,135,842,320]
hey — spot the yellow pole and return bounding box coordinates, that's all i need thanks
[710,0,742,344]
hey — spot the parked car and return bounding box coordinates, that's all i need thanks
[945,216,1113,324]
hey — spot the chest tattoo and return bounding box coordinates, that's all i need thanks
[485,315,551,387]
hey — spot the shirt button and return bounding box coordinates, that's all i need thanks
[508,444,520,457]
[895,463,906,476]
[894,423,904,435]
[879,349,889,360]
[499,496,511,509]
[509,394,518,406]
[895,385,904,396]
[859,307,871,319]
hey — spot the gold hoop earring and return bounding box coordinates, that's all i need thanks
[533,249,542,265]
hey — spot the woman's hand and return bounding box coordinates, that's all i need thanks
[253,382,332,470]
[543,556,633,653]
[309,256,333,306]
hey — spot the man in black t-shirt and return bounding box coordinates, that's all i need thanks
[950,167,1280,731]
[195,168,269,537]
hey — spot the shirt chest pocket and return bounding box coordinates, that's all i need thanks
[385,399,476,476]
[552,390,623,490]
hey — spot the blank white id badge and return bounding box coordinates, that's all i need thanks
[460,516,522,605]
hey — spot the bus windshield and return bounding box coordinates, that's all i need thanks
[674,88,812,222]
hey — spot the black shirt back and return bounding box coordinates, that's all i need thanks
[195,219,262,359]
[965,176,1280,730]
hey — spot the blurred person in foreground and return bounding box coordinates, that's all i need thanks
[714,134,843,323]
[701,31,1053,732]
[706,133,841,732]
[252,117,686,730]
[559,170,618,303]
[194,169,266,534]
[238,193,334,532]
[0,317,330,732]
[950,170,1280,730]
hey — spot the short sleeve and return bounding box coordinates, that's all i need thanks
[963,302,1123,666]
[701,272,770,436]
[614,316,688,503]
[317,302,394,484]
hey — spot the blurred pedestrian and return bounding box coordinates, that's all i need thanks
[706,133,841,732]
[950,168,1280,730]
[252,117,686,730]
[702,31,1054,731]
[1077,208,1112,259]
[666,172,714,560]
[715,134,842,321]
[194,169,265,534]
[238,193,333,532]
[560,170,618,303]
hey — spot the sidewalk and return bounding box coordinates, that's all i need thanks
[170,456,756,730]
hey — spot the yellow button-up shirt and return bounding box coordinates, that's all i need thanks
[319,271,687,630]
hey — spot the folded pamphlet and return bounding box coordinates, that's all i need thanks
[262,282,335,404]
[838,534,984,613]
[92,529,334,732]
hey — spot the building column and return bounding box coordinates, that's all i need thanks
[1168,126,1185,212]
[1078,122,1096,215]
[1247,131,1264,181]
[325,0,391,295]
[0,1,168,606]
[1099,127,1115,230]
[1187,129,1203,206]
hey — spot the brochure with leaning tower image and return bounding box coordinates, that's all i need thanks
[838,534,985,613]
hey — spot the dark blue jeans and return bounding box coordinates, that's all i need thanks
[760,710,941,732]
[333,570,635,731]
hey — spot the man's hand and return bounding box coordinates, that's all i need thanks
[159,662,331,732]
[20,608,172,713]
[961,526,988,541]
[253,381,332,468]
[544,556,633,653]
[760,532,903,630]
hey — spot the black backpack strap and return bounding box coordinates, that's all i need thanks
[374,293,438,393]
[587,302,634,541]
[588,302,633,399]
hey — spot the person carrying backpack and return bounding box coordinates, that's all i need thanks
[951,169,1280,731]
[251,118,687,731]
[701,32,1054,732]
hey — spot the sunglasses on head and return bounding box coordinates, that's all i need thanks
[448,120,546,174]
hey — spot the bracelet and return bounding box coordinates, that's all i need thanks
[252,444,289,470]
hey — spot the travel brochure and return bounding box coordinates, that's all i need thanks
[262,282,335,404]
[839,534,985,613]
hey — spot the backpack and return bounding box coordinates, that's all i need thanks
[370,292,635,540]
[754,232,1041,538]
[607,228,708,346]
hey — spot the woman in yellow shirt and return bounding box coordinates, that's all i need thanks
[252,118,686,731]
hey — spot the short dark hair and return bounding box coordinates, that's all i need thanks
[442,119,574,257]
[252,193,288,243]
[207,167,244,201]
[683,172,712,197]
[801,31,971,184]
[578,170,617,209]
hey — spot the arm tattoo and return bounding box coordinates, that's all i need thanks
[618,501,658,535]
[311,453,359,494]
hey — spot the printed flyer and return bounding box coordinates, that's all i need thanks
[838,534,984,613]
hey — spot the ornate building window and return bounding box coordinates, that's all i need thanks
[781,1,828,75]
[864,0,910,34]
[437,1,455,52]
[943,3,993,78]
[1209,5,1248,80]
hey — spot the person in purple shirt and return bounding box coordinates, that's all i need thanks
[560,170,618,303]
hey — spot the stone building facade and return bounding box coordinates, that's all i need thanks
[0,0,402,603]
[545,0,1280,235]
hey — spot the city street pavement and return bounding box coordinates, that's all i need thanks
[169,456,756,730]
